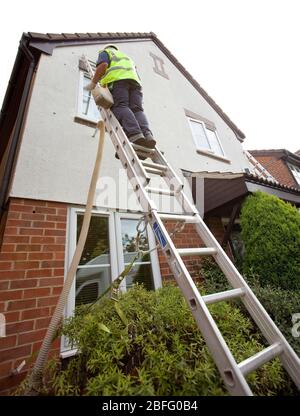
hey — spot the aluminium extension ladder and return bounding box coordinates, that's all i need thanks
[83,56,300,396]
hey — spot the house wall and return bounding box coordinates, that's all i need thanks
[158,218,232,283]
[10,39,252,209]
[254,155,296,188]
[0,196,229,394]
[0,198,66,394]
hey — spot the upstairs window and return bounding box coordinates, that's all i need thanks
[77,73,100,122]
[287,163,300,185]
[188,117,224,157]
[76,58,100,125]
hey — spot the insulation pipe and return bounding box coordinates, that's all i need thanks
[25,121,106,395]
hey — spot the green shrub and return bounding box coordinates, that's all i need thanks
[45,285,293,396]
[240,191,300,290]
[199,259,300,357]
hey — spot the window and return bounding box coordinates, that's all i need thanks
[77,72,100,123]
[75,214,111,305]
[188,117,224,157]
[118,217,155,291]
[63,209,161,353]
[287,163,300,185]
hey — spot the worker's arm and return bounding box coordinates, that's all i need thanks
[85,62,109,91]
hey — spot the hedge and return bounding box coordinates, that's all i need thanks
[39,285,294,396]
[240,191,300,290]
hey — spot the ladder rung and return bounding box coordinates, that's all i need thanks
[159,213,199,223]
[146,186,181,196]
[177,247,217,257]
[238,343,283,376]
[202,288,245,305]
[145,167,165,176]
[132,143,156,154]
[142,161,167,171]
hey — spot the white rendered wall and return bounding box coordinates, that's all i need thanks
[11,39,251,211]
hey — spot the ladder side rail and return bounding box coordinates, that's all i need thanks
[97,108,157,214]
[100,108,152,185]
[152,147,185,195]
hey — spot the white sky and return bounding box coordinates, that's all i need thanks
[0,0,299,152]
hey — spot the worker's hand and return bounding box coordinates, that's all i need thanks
[84,81,97,91]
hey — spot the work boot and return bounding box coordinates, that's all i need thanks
[128,133,146,146]
[142,134,156,149]
[115,133,146,160]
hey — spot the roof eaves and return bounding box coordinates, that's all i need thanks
[244,173,300,194]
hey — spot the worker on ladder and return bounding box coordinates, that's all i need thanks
[85,44,156,152]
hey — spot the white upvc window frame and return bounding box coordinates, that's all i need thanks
[115,212,162,292]
[76,71,100,124]
[287,162,300,185]
[62,209,161,355]
[62,207,117,355]
[188,117,226,159]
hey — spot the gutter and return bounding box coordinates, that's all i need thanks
[0,34,37,221]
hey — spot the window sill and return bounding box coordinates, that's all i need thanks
[196,149,231,164]
[74,115,98,128]
[60,348,78,359]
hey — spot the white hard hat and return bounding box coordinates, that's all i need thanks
[102,44,119,51]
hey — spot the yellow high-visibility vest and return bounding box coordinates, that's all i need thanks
[99,48,141,87]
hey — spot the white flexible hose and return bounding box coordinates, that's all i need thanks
[25,121,106,395]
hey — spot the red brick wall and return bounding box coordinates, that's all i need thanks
[0,198,67,394]
[0,198,229,394]
[255,155,296,187]
[158,217,231,284]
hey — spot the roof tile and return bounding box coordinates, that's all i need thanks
[46,33,66,40]
[62,33,79,39]
[28,32,51,40]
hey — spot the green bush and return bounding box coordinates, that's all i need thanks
[199,259,300,357]
[240,191,300,290]
[45,285,293,396]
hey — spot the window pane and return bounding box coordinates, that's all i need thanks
[76,266,111,305]
[121,218,154,289]
[77,215,110,265]
[189,120,210,150]
[82,76,99,120]
[121,218,150,262]
[206,128,224,156]
[125,263,154,291]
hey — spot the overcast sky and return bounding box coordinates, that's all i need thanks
[1,0,299,152]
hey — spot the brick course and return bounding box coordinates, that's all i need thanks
[157,217,231,283]
[0,198,67,395]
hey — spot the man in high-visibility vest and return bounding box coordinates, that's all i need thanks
[85,44,156,150]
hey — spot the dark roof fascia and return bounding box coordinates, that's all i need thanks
[245,173,300,194]
[28,32,154,56]
[26,31,246,141]
[0,33,40,220]
[282,149,300,166]
[202,172,300,215]
[245,179,300,205]
[249,148,300,166]
[248,149,285,159]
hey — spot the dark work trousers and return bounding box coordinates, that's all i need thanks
[110,79,152,139]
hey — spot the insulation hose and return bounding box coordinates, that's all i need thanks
[24,121,106,395]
